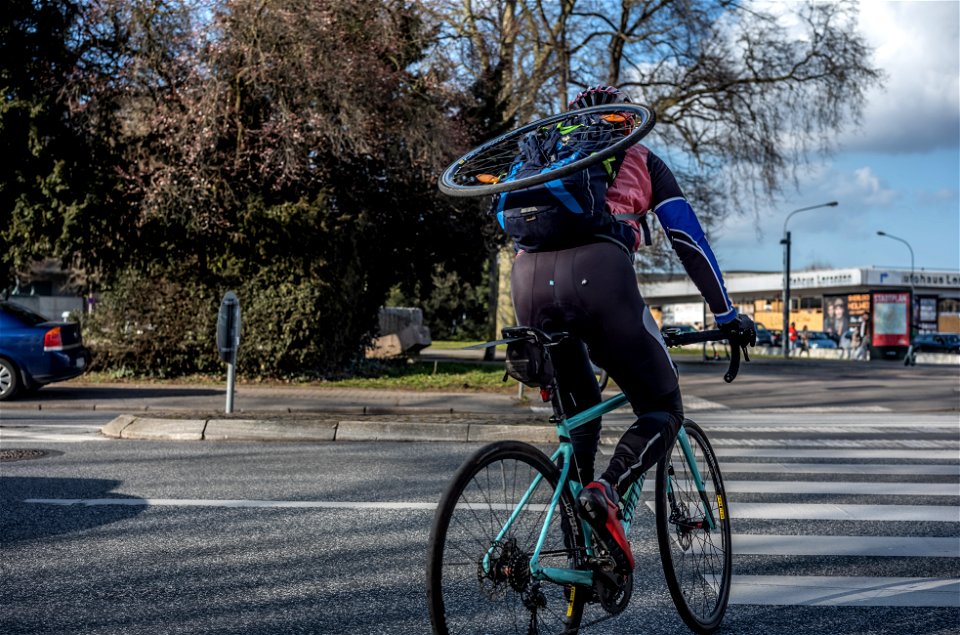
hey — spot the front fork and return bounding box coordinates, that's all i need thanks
[669,426,717,531]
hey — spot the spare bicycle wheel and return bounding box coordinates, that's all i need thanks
[438,103,655,198]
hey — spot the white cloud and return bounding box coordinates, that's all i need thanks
[840,1,960,154]
[852,166,898,204]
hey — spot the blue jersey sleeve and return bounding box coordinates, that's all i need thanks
[646,152,737,324]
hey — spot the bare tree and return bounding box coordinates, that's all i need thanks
[425,0,882,275]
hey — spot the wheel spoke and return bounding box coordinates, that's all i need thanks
[440,103,655,197]
[657,421,731,633]
[428,443,584,634]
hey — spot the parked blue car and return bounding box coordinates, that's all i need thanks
[913,333,960,354]
[0,301,91,400]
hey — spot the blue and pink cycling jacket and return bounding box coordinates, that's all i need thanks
[606,144,737,325]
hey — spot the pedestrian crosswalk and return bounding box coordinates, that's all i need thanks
[0,424,108,443]
[10,410,959,614]
[692,413,960,609]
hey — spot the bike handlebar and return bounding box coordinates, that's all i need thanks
[661,329,751,384]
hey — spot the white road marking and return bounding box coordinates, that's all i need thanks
[24,498,439,510]
[717,480,959,496]
[728,575,960,607]
[720,462,960,475]
[732,534,960,558]
[697,415,958,427]
[705,423,960,433]
[714,448,958,460]
[28,497,960,523]
[710,438,957,449]
[646,501,959,522]
[0,425,108,443]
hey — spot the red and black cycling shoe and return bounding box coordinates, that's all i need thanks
[577,480,635,573]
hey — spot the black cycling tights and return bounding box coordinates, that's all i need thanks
[511,241,684,492]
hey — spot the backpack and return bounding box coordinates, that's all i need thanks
[492,114,636,253]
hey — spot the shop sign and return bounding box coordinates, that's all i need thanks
[790,269,861,289]
[866,270,960,288]
[872,292,910,347]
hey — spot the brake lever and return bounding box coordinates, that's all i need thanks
[723,339,740,383]
[742,344,751,363]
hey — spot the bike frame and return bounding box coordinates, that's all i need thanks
[484,391,716,587]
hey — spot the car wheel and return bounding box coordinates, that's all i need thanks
[0,357,21,401]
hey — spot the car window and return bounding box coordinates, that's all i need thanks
[0,301,49,326]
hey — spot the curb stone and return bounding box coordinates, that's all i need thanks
[120,417,207,441]
[99,414,638,444]
[204,419,337,442]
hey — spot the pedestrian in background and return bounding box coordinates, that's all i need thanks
[855,313,871,361]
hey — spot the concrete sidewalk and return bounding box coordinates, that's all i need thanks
[4,350,956,443]
[0,383,522,414]
[2,382,578,444]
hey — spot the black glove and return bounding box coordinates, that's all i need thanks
[719,314,757,348]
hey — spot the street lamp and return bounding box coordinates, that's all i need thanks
[876,231,915,291]
[781,201,839,358]
[877,230,916,363]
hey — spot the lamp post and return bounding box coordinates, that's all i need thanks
[877,231,916,363]
[876,231,915,292]
[780,201,839,358]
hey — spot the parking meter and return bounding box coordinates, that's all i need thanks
[217,291,241,364]
[216,291,241,412]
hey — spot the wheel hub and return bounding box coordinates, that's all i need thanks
[477,538,532,599]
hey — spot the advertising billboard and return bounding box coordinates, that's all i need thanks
[917,296,939,334]
[872,292,910,347]
[823,295,849,340]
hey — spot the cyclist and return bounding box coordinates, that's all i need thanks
[509,85,755,573]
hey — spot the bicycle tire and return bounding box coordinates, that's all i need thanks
[438,104,655,198]
[655,419,732,634]
[427,440,587,634]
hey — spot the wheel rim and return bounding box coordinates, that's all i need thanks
[433,455,578,634]
[664,435,730,624]
[0,363,12,397]
[439,103,654,197]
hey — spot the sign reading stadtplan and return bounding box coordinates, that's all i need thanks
[872,292,910,347]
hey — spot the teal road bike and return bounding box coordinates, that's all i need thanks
[427,326,747,635]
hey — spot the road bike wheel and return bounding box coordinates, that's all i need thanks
[438,103,655,198]
[655,419,732,634]
[427,440,587,634]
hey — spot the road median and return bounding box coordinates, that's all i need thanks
[99,411,558,443]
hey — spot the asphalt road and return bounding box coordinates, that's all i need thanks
[2,357,957,416]
[1,409,958,635]
[675,356,960,412]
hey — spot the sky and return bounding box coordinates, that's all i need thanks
[709,0,960,274]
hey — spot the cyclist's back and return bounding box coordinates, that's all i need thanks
[507,85,754,573]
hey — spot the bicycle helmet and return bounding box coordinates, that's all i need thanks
[568,85,630,110]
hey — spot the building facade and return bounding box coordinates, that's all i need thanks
[641,267,960,340]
